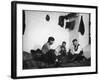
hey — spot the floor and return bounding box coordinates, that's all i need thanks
[23,51,91,69]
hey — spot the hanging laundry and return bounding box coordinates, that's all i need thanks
[65,20,75,30]
[65,13,77,20]
[58,16,65,28]
[78,16,85,35]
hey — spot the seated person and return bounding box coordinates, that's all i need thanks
[70,39,83,62]
[42,37,55,54]
[41,37,56,64]
[55,41,67,63]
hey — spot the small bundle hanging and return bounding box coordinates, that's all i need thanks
[46,14,50,21]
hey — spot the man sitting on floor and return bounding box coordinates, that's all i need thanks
[41,37,56,65]
[42,37,55,54]
[70,39,83,62]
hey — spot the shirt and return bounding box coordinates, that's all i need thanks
[42,42,50,54]
[70,44,82,54]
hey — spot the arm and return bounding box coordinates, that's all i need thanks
[55,45,61,56]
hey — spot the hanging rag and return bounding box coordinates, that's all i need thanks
[58,16,65,28]
[65,20,75,30]
[78,16,85,35]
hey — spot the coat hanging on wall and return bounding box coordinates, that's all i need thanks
[78,16,85,35]
[58,16,65,28]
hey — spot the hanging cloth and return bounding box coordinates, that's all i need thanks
[65,20,75,30]
[78,16,85,35]
[58,16,65,28]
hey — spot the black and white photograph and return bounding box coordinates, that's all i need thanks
[23,11,91,69]
[11,1,97,79]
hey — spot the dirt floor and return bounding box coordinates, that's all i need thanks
[23,51,91,69]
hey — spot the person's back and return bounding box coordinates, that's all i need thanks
[42,42,50,54]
